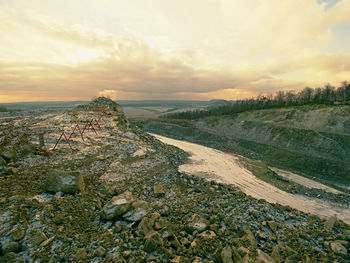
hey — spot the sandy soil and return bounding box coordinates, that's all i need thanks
[151,134,350,224]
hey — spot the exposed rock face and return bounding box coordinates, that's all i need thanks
[100,191,134,220]
[44,170,85,194]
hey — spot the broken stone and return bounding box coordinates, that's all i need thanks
[95,246,106,257]
[238,246,249,257]
[242,226,256,247]
[271,243,297,262]
[101,191,134,220]
[257,249,276,263]
[144,231,163,252]
[1,241,19,255]
[4,167,18,175]
[250,209,259,218]
[12,227,25,242]
[138,216,155,237]
[221,246,233,263]
[232,246,243,263]
[198,230,217,239]
[44,170,85,194]
[324,215,337,232]
[123,200,150,222]
[40,236,55,247]
[186,214,210,233]
[154,185,165,197]
[268,221,278,232]
[0,156,6,168]
[331,241,348,256]
[25,229,47,248]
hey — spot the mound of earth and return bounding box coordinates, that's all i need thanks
[0,98,349,262]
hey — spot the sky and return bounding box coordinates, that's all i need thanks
[0,0,350,102]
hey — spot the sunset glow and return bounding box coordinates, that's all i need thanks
[0,0,349,102]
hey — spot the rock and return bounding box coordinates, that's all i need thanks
[186,214,210,233]
[40,236,55,247]
[257,249,276,263]
[138,218,155,237]
[268,221,278,232]
[53,214,65,225]
[95,246,106,257]
[171,256,182,263]
[250,209,259,218]
[123,200,150,222]
[44,170,85,194]
[144,231,163,252]
[0,197,6,204]
[25,229,47,248]
[4,167,18,175]
[330,241,348,256]
[100,191,134,220]
[232,246,243,263]
[325,215,337,232]
[154,185,165,197]
[74,248,87,260]
[1,252,25,263]
[198,230,217,239]
[221,246,233,263]
[0,156,6,168]
[242,226,256,247]
[154,216,169,230]
[11,228,25,241]
[238,246,250,257]
[1,241,19,254]
[271,243,297,262]
[137,213,160,236]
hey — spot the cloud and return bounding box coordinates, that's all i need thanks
[0,1,350,102]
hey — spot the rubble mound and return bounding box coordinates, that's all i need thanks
[77,97,122,112]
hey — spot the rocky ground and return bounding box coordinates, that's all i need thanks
[0,98,349,262]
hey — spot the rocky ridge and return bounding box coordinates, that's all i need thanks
[0,98,349,262]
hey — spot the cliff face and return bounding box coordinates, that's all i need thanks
[137,105,350,187]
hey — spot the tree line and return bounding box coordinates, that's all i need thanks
[162,81,350,120]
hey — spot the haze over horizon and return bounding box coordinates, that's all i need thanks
[1,0,350,103]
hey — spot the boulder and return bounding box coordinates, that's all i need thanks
[221,246,233,263]
[137,213,160,237]
[257,249,276,263]
[186,214,210,233]
[268,221,278,232]
[44,170,84,194]
[123,200,150,222]
[24,229,47,249]
[153,185,165,197]
[1,241,19,254]
[101,191,134,220]
[331,241,348,256]
[144,231,163,252]
[0,156,6,168]
[95,246,106,257]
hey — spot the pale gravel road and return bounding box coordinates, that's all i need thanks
[151,133,350,224]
